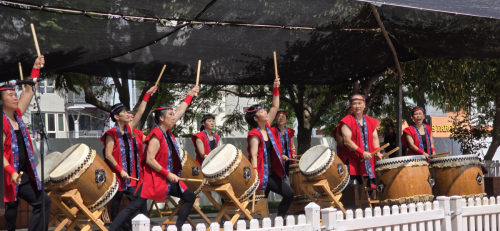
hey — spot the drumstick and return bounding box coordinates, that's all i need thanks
[178,178,203,182]
[252,191,256,213]
[273,51,278,78]
[381,147,399,159]
[289,159,300,162]
[194,60,201,96]
[30,23,43,68]
[18,62,25,91]
[360,143,390,162]
[129,177,139,181]
[154,65,166,87]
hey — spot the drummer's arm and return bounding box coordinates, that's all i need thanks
[249,136,259,169]
[173,86,199,123]
[147,136,179,182]
[195,138,207,159]
[341,124,370,160]
[290,139,296,158]
[130,86,158,128]
[267,78,280,123]
[372,129,383,160]
[104,135,129,179]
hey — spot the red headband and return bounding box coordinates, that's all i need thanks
[277,111,288,116]
[0,87,15,91]
[350,98,365,101]
[412,108,423,112]
[155,107,173,111]
[245,106,263,113]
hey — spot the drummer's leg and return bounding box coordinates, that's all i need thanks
[17,180,51,231]
[111,190,124,221]
[109,186,148,231]
[265,174,294,218]
[4,201,20,231]
[126,186,148,215]
[169,183,196,231]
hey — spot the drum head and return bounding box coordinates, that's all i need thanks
[36,151,61,183]
[429,154,478,164]
[202,144,238,177]
[299,145,332,175]
[50,144,91,181]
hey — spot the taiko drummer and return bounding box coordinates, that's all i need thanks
[109,85,199,231]
[102,86,157,228]
[271,111,296,175]
[340,94,383,189]
[2,56,51,231]
[246,76,294,218]
[402,106,436,158]
[191,114,220,165]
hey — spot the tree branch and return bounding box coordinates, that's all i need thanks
[83,87,111,112]
[220,89,270,98]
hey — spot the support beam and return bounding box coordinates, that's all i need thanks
[369,3,404,156]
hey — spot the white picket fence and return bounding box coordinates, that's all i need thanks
[132,196,500,231]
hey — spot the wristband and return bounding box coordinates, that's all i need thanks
[253,167,258,170]
[30,68,40,79]
[5,165,16,176]
[184,95,193,105]
[273,87,279,96]
[291,150,296,155]
[159,168,170,177]
[431,148,435,153]
[356,147,365,155]
[113,164,124,173]
[417,149,425,155]
[143,93,151,102]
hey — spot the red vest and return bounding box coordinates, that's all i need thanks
[402,124,433,156]
[339,115,378,176]
[270,126,295,164]
[3,109,38,202]
[136,127,187,201]
[247,122,284,190]
[101,125,137,191]
[191,131,220,165]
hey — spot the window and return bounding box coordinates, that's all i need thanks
[68,115,91,131]
[31,113,65,138]
[58,114,64,131]
[37,79,55,94]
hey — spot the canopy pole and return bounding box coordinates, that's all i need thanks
[369,3,403,156]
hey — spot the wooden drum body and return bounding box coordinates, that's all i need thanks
[299,145,349,194]
[202,144,259,202]
[36,151,61,191]
[50,144,119,211]
[430,154,486,199]
[375,155,433,205]
[289,164,317,202]
[179,148,207,195]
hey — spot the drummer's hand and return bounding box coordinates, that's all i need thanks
[423,153,430,159]
[188,85,200,96]
[291,151,297,159]
[120,170,130,180]
[167,173,179,183]
[282,155,289,161]
[362,152,372,160]
[376,152,383,161]
[34,55,45,69]
[273,76,280,88]
[147,86,158,95]
[11,172,22,185]
[432,152,437,155]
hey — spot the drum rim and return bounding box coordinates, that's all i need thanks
[299,145,333,175]
[36,151,61,183]
[376,155,427,165]
[202,144,238,176]
[50,146,95,185]
[429,154,479,163]
[87,174,119,211]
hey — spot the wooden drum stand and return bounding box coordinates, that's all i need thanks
[300,179,346,214]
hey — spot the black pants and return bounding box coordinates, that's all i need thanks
[109,184,196,231]
[264,174,294,218]
[111,186,148,229]
[4,179,51,231]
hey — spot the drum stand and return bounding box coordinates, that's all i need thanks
[48,189,108,231]
[359,177,379,209]
[202,183,269,230]
[160,196,212,230]
[300,179,347,214]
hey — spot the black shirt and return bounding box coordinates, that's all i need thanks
[265,139,272,169]
[209,139,216,150]
[15,130,30,183]
[123,135,131,175]
[421,134,428,153]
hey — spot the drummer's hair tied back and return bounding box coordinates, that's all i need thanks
[200,114,215,131]
[244,104,262,128]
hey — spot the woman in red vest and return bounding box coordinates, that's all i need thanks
[109,85,199,231]
[191,114,220,165]
[2,56,51,231]
[246,76,294,218]
[402,106,436,158]
[102,86,157,227]
[271,111,296,175]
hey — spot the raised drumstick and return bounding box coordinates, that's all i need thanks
[381,147,399,159]
[18,62,25,91]
[154,65,166,87]
[273,51,278,78]
[30,23,43,68]
[194,60,201,96]
[360,143,390,162]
